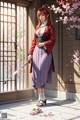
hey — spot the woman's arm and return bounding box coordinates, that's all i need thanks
[44,25,56,54]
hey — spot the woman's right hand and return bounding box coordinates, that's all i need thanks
[28,58,32,63]
[28,54,32,63]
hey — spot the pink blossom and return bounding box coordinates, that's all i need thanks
[74,25,80,28]
[59,17,63,20]
[69,16,78,22]
[63,16,68,24]
[54,7,62,14]
[58,8,63,13]
[30,107,42,115]
[72,4,78,9]
[70,25,74,28]
[67,27,71,30]
[78,18,80,22]
[68,8,74,15]
[51,4,55,9]
[61,11,65,15]
[62,4,67,9]
[73,50,80,64]
[51,4,55,11]
[51,1,80,29]
[66,5,70,12]
[56,20,58,23]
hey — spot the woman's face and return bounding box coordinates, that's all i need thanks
[39,14,46,22]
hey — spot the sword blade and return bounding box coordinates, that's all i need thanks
[5,61,29,81]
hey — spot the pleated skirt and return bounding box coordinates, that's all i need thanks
[32,45,52,89]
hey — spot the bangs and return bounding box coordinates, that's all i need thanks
[37,7,49,18]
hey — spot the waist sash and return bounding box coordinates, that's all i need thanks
[36,36,48,43]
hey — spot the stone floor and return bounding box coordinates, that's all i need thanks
[0,97,80,120]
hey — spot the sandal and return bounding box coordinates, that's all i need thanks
[36,100,47,107]
[30,107,42,115]
[42,99,47,105]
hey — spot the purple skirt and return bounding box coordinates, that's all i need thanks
[32,45,52,88]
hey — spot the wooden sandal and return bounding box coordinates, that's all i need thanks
[42,99,47,105]
[36,100,47,107]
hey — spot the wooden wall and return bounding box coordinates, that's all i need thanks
[39,0,80,94]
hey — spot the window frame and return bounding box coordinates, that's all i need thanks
[75,28,80,40]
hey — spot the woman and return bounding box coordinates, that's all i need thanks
[28,4,56,106]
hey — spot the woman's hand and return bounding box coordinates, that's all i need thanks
[37,42,44,48]
[28,54,32,63]
[28,58,32,63]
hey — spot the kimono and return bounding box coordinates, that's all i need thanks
[28,21,56,88]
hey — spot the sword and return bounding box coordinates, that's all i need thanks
[4,61,29,84]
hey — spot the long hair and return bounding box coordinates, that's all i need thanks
[36,4,52,29]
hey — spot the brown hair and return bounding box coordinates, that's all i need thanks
[36,4,52,29]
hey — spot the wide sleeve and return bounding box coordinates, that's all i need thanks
[44,25,56,54]
[28,32,36,55]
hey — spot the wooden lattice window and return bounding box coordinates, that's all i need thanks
[0,1,28,92]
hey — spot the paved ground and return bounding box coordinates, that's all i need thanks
[0,97,80,120]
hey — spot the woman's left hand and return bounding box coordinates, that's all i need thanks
[37,43,44,48]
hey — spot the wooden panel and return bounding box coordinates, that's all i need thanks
[61,22,80,93]
[59,82,80,93]
[0,0,32,6]
[0,89,34,103]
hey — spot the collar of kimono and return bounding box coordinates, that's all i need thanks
[40,21,47,27]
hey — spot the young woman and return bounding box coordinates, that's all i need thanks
[28,4,56,106]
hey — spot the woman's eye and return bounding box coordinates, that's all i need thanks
[41,15,45,17]
[42,15,45,17]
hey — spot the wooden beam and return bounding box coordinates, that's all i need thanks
[0,89,34,104]
[0,0,34,6]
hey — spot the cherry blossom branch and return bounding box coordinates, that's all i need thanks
[51,1,80,29]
